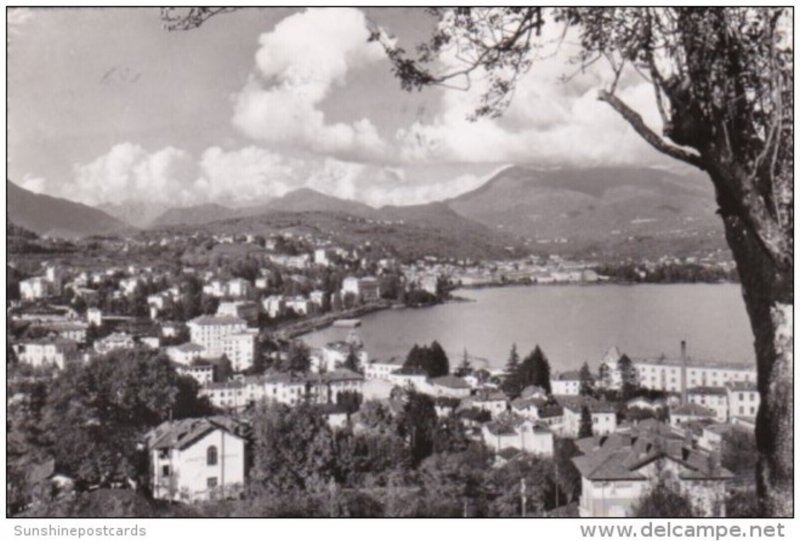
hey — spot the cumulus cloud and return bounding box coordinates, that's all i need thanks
[197,146,299,205]
[232,8,387,160]
[394,16,668,168]
[71,143,197,206]
[18,174,48,194]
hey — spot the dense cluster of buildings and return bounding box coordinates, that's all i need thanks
[8,238,754,517]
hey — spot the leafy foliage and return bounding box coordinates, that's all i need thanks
[403,341,449,378]
[632,481,699,518]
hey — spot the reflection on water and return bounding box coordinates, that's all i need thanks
[302,284,754,371]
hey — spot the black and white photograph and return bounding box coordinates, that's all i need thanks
[4,4,794,524]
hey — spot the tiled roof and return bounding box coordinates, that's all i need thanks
[430,375,470,389]
[687,386,728,396]
[559,396,617,414]
[572,421,733,481]
[145,416,248,450]
[726,380,758,392]
[188,315,246,326]
[672,403,716,417]
[555,370,582,381]
[171,342,205,352]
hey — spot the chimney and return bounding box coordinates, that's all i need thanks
[680,340,688,405]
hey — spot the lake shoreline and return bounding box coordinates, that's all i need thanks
[301,283,754,370]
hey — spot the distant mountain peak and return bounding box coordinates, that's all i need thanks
[7,180,130,239]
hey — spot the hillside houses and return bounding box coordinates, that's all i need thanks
[145,416,249,502]
[572,420,733,517]
[552,370,582,395]
[13,337,80,370]
[561,397,618,437]
[482,417,554,457]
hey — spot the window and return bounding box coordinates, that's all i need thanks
[162,465,170,476]
[207,445,218,466]
[207,477,218,488]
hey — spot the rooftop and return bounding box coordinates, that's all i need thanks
[726,380,758,392]
[687,386,728,396]
[145,416,248,450]
[572,421,733,482]
[672,403,717,417]
[188,315,246,327]
[429,375,471,389]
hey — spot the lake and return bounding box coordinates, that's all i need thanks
[302,284,755,372]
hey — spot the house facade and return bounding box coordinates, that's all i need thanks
[573,421,732,517]
[146,417,247,502]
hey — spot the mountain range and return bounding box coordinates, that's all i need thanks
[7,165,728,258]
[7,181,130,238]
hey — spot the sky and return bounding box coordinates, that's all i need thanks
[7,7,673,209]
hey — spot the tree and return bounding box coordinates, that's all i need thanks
[552,438,582,505]
[40,350,211,488]
[249,403,338,496]
[502,343,522,397]
[578,405,594,438]
[403,342,449,378]
[284,341,311,374]
[428,341,450,378]
[163,6,793,515]
[399,392,438,467]
[598,362,611,389]
[632,480,699,517]
[721,427,759,480]
[518,346,552,395]
[617,354,639,399]
[579,362,595,396]
[454,348,472,377]
[342,348,362,373]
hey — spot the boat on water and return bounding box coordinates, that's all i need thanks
[333,318,362,328]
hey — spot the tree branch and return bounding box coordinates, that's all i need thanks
[597,90,705,170]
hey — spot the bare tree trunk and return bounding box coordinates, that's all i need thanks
[721,211,793,517]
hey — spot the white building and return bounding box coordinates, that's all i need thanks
[286,296,314,316]
[687,386,729,423]
[364,357,405,380]
[262,296,286,319]
[167,343,206,366]
[20,277,50,300]
[573,420,732,517]
[482,418,554,457]
[424,375,472,399]
[670,403,717,427]
[341,276,381,302]
[87,308,103,327]
[13,338,80,370]
[312,341,367,373]
[40,321,89,343]
[176,363,215,386]
[187,315,247,357]
[551,370,582,396]
[221,330,258,372]
[726,380,759,420]
[216,301,259,324]
[94,332,136,355]
[470,390,511,418]
[145,417,247,502]
[226,278,253,299]
[561,398,617,437]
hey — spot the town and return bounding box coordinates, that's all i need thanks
[7,227,756,518]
